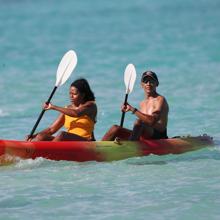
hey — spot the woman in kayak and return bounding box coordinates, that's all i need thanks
[27,78,97,141]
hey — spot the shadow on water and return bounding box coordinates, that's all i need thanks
[126,141,220,166]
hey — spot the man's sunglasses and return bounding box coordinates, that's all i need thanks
[142,77,156,84]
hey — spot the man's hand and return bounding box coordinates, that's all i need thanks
[121,103,134,112]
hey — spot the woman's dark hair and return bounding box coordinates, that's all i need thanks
[71,78,95,102]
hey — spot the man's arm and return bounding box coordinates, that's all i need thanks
[123,97,165,126]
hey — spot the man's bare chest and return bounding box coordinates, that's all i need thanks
[140,99,157,114]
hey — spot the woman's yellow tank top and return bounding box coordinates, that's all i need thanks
[64,114,95,139]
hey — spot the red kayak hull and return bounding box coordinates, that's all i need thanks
[0,135,213,163]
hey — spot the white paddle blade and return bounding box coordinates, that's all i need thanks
[55,50,77,87]
[124,63,136,94]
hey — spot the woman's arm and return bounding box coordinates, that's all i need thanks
[26,113,65,141]
[44,101,97,118]
[40,113,65,134]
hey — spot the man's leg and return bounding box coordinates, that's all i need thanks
[129,120,153,140]
[129,119,144,141]
[102,125,131,141]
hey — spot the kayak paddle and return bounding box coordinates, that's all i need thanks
[120,63,136,127]
[29,50,77,139]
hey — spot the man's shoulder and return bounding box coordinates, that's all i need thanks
[157,94,167,100]
[156,94,169,106]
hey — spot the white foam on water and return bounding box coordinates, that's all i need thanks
[0,155,21,166]
[0,109,9,117]
[15,157,45,169]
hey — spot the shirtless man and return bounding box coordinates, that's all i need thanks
[102,71,169,141]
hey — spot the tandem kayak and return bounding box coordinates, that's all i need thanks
[0,135,213,163]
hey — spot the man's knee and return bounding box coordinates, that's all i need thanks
[110,125,120,133]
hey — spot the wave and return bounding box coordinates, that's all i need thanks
[0,155,45,168]
[0,109,9,117]
[15,157,45,169]
[126,147,220,165]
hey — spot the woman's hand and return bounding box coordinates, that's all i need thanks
[25,133,38,142]
[43,102,54,110]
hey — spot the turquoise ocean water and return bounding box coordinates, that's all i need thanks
[0,0,220,219]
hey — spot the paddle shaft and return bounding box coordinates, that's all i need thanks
[29,86,58,138]
[120,93,128,127]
